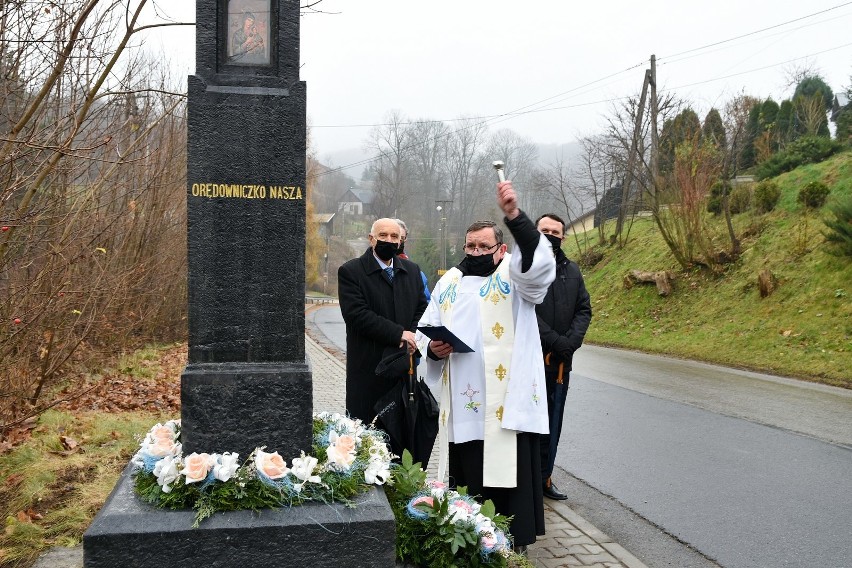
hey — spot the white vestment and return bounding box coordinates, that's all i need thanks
[417,235,555,487]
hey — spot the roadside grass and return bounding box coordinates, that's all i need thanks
[0,343,184,567]
[568,150,852,388]
[0,409,170,567]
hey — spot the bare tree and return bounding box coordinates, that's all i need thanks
[406,118,450,231]
[485,128,539,212]
[0,1,191,427]
[602,88,683,246]
[576,134,618,247]
[440,117,489,238]
[364,110,413,218]
[781,59,822,94]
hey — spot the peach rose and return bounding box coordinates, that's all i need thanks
[147,437,177,458]
[335,434,357,455]
[326,432,357,468]
[151,424,174,441]
[181,452,213,484]
[255,450,289,480]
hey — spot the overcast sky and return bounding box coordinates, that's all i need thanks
[148,1,852,169]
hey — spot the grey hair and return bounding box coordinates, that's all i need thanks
[394,219,408,237]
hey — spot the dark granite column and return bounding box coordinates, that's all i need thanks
[179,0,310,461]
[83,2,396,565]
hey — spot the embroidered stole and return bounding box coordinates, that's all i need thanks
[437,261,517,488]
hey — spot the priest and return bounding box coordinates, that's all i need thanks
[417,180,555,550]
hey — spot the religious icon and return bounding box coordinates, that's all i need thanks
[227,0,270,65]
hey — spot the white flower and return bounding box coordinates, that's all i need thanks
[447,498,477,523]
[255,449,289,480]
[290,452,321,485]
[364,460,390,485]
[153,455,180,493]
[131,450,146,469]
[212,452,240,482]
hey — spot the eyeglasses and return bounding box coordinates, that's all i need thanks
[463,242,502,255]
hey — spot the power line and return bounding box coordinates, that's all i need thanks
[657,1,852,62]
[309,5,852,179]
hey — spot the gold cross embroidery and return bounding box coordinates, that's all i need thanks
[496,406,504,422]
[491,322,504,340]
[495,364,507,381]
[441,410,447,426]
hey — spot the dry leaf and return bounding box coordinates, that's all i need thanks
[60,436,78,451]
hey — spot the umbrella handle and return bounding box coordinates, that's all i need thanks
[408,354,416,400]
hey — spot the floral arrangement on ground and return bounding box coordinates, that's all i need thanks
[387,451,533,568]
[132,412,531,567]
[132,412,392,527]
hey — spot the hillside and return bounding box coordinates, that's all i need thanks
[566,150,852,388]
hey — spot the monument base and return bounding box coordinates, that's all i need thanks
[83,463,397,567]
[180,362,312,460]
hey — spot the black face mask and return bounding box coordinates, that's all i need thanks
[462,253,497,277]
[544,233,562,253]
[374,239,398,262]
[398,241,405,255]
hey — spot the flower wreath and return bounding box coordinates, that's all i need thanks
[132,412,392,526]
[132,413,520,566]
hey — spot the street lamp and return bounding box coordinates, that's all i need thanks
[435,200,453,274]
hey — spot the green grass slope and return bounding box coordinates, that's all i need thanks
[566,150,852,388]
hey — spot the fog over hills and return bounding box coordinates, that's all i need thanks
[317,141,585,182]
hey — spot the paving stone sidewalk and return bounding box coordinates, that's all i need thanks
[33,328,647,568]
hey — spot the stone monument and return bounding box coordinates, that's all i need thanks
[82,2,396,565]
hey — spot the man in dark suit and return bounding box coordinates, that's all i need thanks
[535,213,592,501]
[338,218,428,425]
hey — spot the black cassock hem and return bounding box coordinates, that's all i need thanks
[448,432,545,547]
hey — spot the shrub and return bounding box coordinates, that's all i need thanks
[729,183,753,214]
[706,180,730,215]
[754,136,844,180]
[823,195,852,256]
[753,180,781,213]
[797,181,831,209]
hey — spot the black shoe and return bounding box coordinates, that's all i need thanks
[543,482,568,500]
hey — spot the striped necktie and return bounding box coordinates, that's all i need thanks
[384,266,394,283]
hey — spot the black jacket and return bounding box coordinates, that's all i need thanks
[338,248,428,423]
[535,251,592,372]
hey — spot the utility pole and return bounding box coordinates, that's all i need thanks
[649,54,659,199]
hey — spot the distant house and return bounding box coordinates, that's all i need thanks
[831,92,850,123]
[566,210,595,235]
[337,188,374,216]
[312,213,335,239]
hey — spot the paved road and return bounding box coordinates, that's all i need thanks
[561,374,852,567]
[311,306,852,567]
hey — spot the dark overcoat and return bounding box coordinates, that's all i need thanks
[535,255,592,373]
[338,248,428,423]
